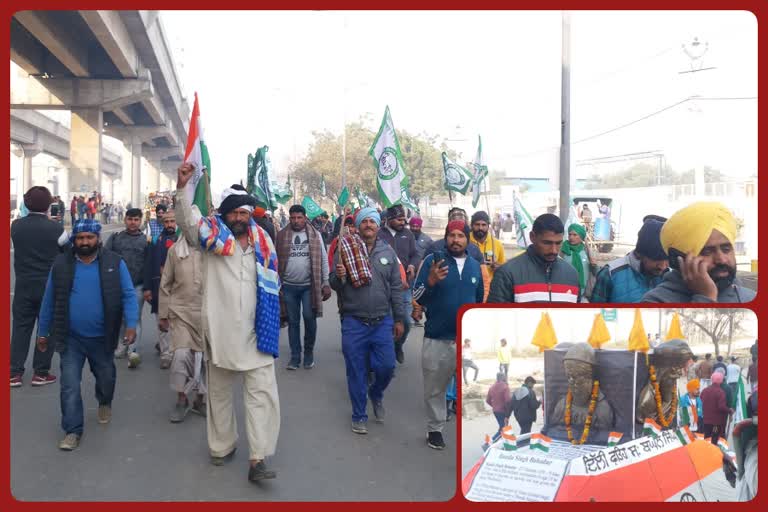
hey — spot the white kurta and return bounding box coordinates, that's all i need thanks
[176,193,274,372]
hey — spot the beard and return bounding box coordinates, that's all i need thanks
[709,264,737,289]
[227,220,250,236]
[447,243,466,257]
[75,244,98,256]
[473,229,487,241]
[163,227,176,235]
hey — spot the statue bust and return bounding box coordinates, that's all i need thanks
[551,343,615,442]
[636,339,694,425]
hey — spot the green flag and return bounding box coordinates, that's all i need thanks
[247,146,276,210]
[355,186,367,208]
[301,196,325,219]
[338,186,350,208]
[441,152,473,194]
[320,175,327,197]
[471,135,489,208]
[369,106,409,207]
[399,188,420,214]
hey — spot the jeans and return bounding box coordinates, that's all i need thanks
[341,316,395,422]
[462,358,479,384]
[282,284,317,364]
[518,420,533,435]
[60,334,116,435]
[10,281,54,377]
[492,411,507,442]
[117,284,144,355]
[396,288,413,348]
[499,363,509,380]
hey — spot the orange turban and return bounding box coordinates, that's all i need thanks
[686,379,700,393]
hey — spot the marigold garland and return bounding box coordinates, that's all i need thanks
[649,365,678,427]
[565,380,600,445]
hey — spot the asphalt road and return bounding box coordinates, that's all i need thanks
[9,231,456,501]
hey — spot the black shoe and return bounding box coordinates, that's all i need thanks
[286,360,300,371]
[372,400,385,423]
[427,431,446,450]
[303,352,314,369]
[248,460,277,481]
[395,344,405,364]
[351,420,368,434]
[210,447,236,466]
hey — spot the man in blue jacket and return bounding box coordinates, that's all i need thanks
[35,219,139,451]
[414,220,483,450]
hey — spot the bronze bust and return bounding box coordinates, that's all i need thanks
[636,338,693,425]
[551,343,615,440]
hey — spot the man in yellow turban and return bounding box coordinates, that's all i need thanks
[642,202,755,303]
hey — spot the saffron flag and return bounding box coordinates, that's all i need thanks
[643,418,662,437]
[369,106,409,207]
[607,431,623,447]
[529,433,552,452]
[587,312,612,349]
[182,92,211,216]
[531,312,558,352]
[666,312,685,340]
[628,309,650,353]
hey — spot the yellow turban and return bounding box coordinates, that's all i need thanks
[660,202,737,256]
[687,378,700,393]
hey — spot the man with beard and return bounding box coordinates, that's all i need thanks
[104,207,149,368]
[426,207,484,263]
[408,217,433,264]
[143,210,180,368]
[176,164,281,482]
[329,208,405,435]
[591,218,668,303]
[469,211,506,278]
[35,219,138,450]
[377,204,418,364]
[413,220,483,449]
[642,202,755,303]
[276,204,331,370]
[145,203,167,244]
[487,214,580,303]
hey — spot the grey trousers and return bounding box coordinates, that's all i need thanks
[422,337,457,433]
[170,348,206,395]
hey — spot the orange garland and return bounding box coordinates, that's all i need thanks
[565,380,600,445]
[649,365,678,427]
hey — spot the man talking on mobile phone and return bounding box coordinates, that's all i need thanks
[642,201,755,303]
[413,220,483,450]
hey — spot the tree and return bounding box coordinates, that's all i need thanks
[584,162,725,189]
[677,309,747,357]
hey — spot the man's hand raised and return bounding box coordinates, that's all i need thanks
[177,163,195,189]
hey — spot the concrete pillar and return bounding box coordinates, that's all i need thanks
[122,137,142,208]
[18,143,42,192]
[69,108,103,196]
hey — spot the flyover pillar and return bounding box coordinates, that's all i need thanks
[69,108,103,197]
[122,136,142,208]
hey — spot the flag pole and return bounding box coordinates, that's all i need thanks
[483,176,496,265]
[204,168,213,216]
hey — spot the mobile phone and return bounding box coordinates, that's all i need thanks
[50,204,60,217]
[668,247,686,271]
[433,250,448,268]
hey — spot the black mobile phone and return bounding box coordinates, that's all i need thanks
[50,204,60,217]
[433,250,448,268]
[668,247,686,271]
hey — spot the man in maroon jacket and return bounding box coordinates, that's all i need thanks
[700,371,734,445]
[486,372,511,442]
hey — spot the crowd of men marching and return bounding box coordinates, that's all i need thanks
[9,161,756,484]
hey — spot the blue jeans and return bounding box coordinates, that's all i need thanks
[341,316,395,422]
[60,334,116,435]
[282,284,317,364]
[492,411,507,442]
[396,288,413,347]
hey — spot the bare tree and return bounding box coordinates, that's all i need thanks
[677,309,746,357]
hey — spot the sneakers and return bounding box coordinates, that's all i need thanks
[210,447,236,466]
[395,344,405,364]
[58,433,81,451]
[190,398,206,417]
[427,431,446,450]
[351,420,368,435]
[286,361,300,371]
[97,405,112,424]
[114,346,127,359]
[159,357,172,370]
[10,375,22,388]
[303,352,315,369]
[155,343,161,355]
[169,401,189,423]
[31,374,57,386]
[248,460,277,482]
[372,400,385,423]
[127,352,141,369]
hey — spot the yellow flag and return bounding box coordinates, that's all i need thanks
[532,312,558,352]
[587,313,611,349]
[627,308,650,353]
[666,312,685,340]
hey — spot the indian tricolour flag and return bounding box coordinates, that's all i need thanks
[529,433,552,452]
[679,396,699,431]
[369,106,409,208]
[501,426,517,451]
[675,426,696,445]
[643,418,662,438]
[182,92,211,216]
[717,438,730,453]
[607,431,623,447]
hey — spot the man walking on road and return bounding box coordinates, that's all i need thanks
[276,204,331,370]
[487,213,580,303]
[330,207,405,435]
[413,219,483,449]
[509,376,540,435]
[497,339,512,380]
[35,219,138,451]
[377,204,418,364]
[10,186,69,388]
[104,208,149,368]
[176,164,281,482]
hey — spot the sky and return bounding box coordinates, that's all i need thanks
[159,10,757,197]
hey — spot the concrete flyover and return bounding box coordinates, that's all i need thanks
[11,10,190,205]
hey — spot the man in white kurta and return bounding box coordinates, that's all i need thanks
[176,163,280,482]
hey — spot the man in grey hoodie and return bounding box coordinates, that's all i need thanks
[508,376,540,435]
[642,202,755,303]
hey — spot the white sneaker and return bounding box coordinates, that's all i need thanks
[114,346,127,359]
[127,352,141,369]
